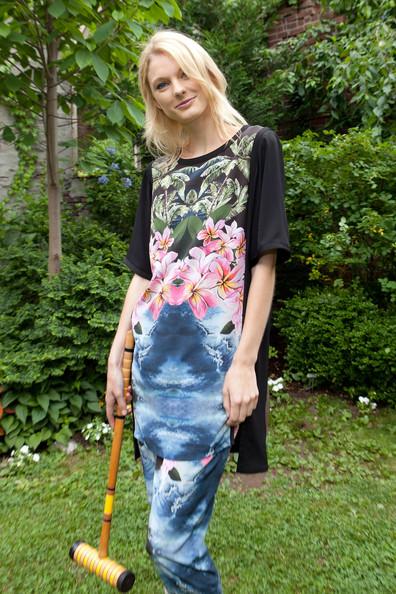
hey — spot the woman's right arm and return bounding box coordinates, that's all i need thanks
[105,273,150,428]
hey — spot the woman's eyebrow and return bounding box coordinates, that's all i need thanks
[152,69,184,86]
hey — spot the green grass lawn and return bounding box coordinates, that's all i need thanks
[1,391,395,594]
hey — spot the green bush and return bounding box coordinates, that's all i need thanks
[173,0,396,137]
[275,286,396,404]
[0,194,132,453]
[77,139,142,240]
[283,129,396,303]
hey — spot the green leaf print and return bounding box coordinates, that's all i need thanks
[220,321,235,334]
[168,467,181,481]
[188,216,203,237]
[173,217,189,241]
[153,217,167,233]
[211,204,232,221]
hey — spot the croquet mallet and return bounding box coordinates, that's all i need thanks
[69,329,135,592]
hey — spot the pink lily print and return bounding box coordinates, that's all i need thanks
[150,227,174,265]
[197,217,225,245]
[209,256,245,300]
[234,230,246,258]
[149,252,182,320]
[225,287,244,334]
[178,251,219,319]
[204,224,240,262]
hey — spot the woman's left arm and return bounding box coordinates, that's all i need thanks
[222,249,277,427]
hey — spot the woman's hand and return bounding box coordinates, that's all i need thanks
[105,364,131,429]
[222,361,258,428]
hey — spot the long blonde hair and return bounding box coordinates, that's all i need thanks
[138,29,247,171]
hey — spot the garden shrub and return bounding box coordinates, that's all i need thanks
[283,129,396,303]
[0,194,133,453]
[174,0,396,137]
[275,285,396,404]
[77,139,143,240]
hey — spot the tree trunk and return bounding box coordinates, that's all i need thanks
[46,12,61,276]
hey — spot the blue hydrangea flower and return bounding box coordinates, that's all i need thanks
[122,177,133,188]
[106,147,116,155]
[98,175,109,185]
[110,162,120,170]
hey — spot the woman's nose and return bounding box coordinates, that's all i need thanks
[173,79,186,96]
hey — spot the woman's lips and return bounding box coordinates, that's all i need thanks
[176,96,196,109]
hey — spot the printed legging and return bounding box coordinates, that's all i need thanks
[138,440,230,594]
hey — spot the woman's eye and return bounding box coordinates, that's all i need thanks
[156,81,167,90]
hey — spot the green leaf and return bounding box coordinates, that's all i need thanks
[15,405,28,425]
[0,23,11,38]
[123,100,145,127]
[48,0,67,18]
[48,389,61,401]
[129,22,143,39]
[107,101,124,124]
[28,432,44,450]
[2,126,15,143]
[75,49,92,70]
[32,407,47,425]
[40,428,52,442]
[0,416,18,434]
[84,390,99,401]
[93,20,116,44]
[70,394,83,410]
[86,401,101,413]
[1,392,16,408]
[18,394,37,407]
[53,426,72,445]
[161,1,177,17]
[92,54,109,82]
[37,393,50,413]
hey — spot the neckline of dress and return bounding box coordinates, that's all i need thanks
[177,124,249,165]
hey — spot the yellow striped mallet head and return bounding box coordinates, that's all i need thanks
[69,541,135,592]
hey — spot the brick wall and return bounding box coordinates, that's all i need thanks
[268,0,343,47]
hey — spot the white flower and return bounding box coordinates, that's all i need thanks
[306,373,317,379]
[95,435,100,441]
[32,453,40,462]
[272,383,284,392]
[358,396,370,405]
[371,402,377,410]
[20,445,30,455]
[86,423,93,429]
[10,449,15,457]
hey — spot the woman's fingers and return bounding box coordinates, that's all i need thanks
[106,391,116,429]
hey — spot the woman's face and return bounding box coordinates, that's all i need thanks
[147,52,210,124]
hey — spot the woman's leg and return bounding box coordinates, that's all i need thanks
[142,445,230,594]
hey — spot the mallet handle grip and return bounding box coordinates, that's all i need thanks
[98,329,134,559]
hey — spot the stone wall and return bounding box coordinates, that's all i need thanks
[0,102,78,201]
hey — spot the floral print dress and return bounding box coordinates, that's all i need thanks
[125,124,290,466]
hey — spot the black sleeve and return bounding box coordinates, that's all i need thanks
[124,164,153,280]
[248,128,291,267]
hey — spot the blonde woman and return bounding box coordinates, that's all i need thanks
[106,29,290,594]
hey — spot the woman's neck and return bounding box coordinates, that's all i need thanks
[180,116,241,159]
